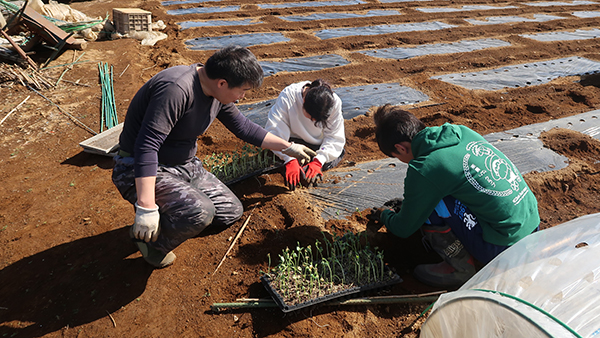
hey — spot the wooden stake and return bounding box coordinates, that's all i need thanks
[212,210,254,276]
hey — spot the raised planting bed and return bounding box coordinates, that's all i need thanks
[261,232,402,313]
[203,144,283,186]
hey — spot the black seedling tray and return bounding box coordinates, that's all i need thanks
[260,272,403,313]
[223,162,284,186]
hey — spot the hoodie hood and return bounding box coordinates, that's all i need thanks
[412,123,462,157]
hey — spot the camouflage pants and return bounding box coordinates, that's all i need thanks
[112,155,243,254]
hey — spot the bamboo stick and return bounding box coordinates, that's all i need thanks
[27,85,97,135]
[212,210,254,275]
[56,51,85,86]
[0,95,30,126]
[211,292,445,312]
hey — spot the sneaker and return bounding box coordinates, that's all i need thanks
[413,258,476,289]
[130,227,176,268]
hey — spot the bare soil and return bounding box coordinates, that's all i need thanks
[1,0,600,337]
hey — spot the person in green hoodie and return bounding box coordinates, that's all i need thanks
[370,104,540,288]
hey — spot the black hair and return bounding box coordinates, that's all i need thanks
[374,104,426,157]
[204,45,263,89]
[303,79,335,129]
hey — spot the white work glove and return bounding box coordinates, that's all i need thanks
[281,142,317,164]
[133,202,160,243]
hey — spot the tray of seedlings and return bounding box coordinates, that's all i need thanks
[203,144,283,186]
[261,231,402,313]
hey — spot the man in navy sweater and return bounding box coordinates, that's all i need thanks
[113,46,316,268]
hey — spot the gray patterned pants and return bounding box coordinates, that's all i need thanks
[112,155,243,254]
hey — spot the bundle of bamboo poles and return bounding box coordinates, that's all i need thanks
[0,63,54,90]
[98,62,118,132]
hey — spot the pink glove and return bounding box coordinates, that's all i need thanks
[285,159,302,190]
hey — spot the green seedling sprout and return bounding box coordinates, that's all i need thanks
[265,232,396,307]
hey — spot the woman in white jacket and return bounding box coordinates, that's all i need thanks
[265,79,346,190]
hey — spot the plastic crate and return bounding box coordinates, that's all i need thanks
[113,8,152,35]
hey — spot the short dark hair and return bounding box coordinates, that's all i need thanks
[204,45,263,89]
[303,79,335,129]
[374,104,426,157]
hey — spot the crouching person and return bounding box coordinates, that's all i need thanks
[265,79,345,190]
[112,45,316,268]
[370,104,540,288]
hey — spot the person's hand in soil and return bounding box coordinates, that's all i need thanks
[285,159,302,191]
[282,142,317,164]
[368,206,390,223]
[303,158,323,186]
[383,197,404,213]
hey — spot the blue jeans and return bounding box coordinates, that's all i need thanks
[425,196,511,264]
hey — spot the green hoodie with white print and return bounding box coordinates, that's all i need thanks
[380,123,540,246]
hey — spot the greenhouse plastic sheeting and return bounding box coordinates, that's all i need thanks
[314,21,456,40]
[238,82,429,126]
[572,10,600,18]
[521,28,600,41]
[261,54,350,76]
[524,0,596,6]
[431,56,600,90]
[178,19,261,30]
[379,0,433,2]
[162,0,220,5]
[185,33,289,50]
[466,14,564,25]
[415,5,517,13]
[167,6,239,15]
[258,0,365,9]
[305,158,408,220]
[238,100,276,127]
[359,38,510,60]
[485,136,568,174]
[486,109,600,141]
[336,83,429,119]
[476,110,600,172]
[280,10,400,22]
[421,212,600,338]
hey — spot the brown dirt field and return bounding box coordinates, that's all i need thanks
[1,0,600,337]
